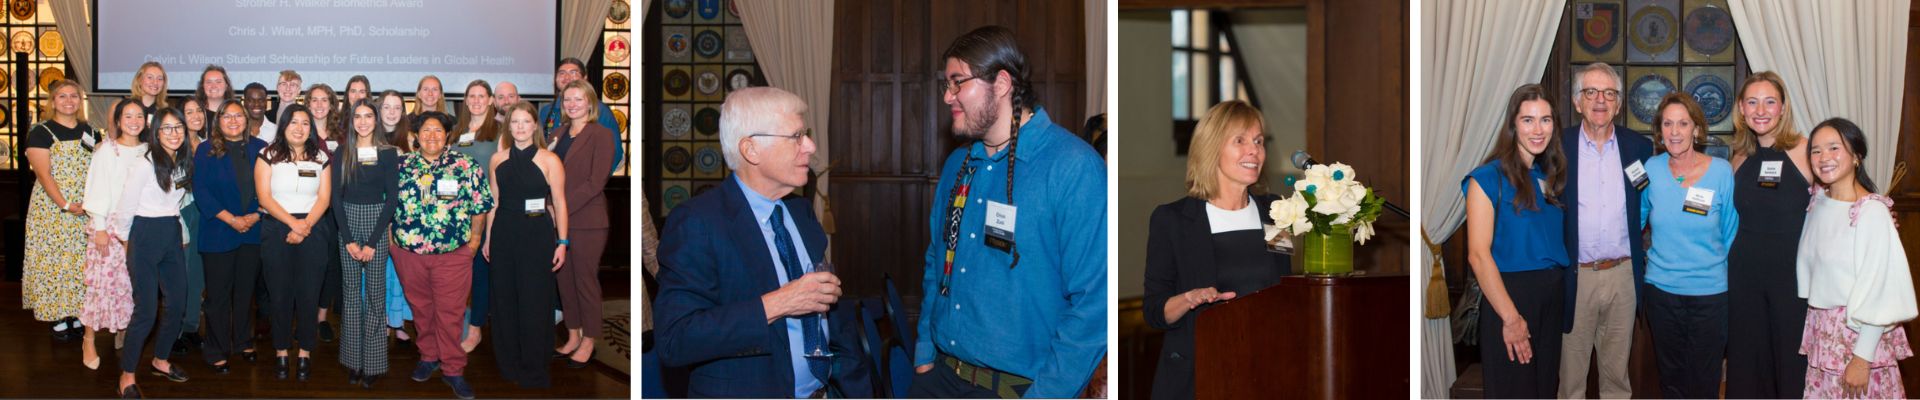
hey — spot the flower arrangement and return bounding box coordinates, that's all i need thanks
[1266,162,1386,276]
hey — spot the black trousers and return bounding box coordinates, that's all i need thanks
[201,244,261,364]
[318,212,342,316]
[123,216,188,373]
[1645,284,1728,399]
[261,214,328,352]
[1726,257,1808,398]
[1476,267,1564,399]
[488,214,556,387]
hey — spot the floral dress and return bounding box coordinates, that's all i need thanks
[22,122,93,321]
[78,140,139,332]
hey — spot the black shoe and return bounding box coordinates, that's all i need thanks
[170,338,190,357]
[182,332,204,347]
[150,363,189,383]
[118,383,143,399]
[348,369,362,385]
[443,376,475,399]
[296,357,311,381]
[52,320,76,343]
[242,349,257,362]
[566,348,594,369]
[204,360,230,375]
[410,361,440,382]
[319,323,335,343]
[361,372,381,389]
[274,356,289,380]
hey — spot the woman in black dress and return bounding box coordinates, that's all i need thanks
[1142,100,1292,400]
[1724,71,1815,397]
[482,101,570,388]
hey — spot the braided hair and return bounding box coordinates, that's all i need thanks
[943,25,1035,268]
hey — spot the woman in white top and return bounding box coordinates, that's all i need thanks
[253,103,333,381]
[79,98,149,377]
[1795,117,1917,398]
[110,107,195,397]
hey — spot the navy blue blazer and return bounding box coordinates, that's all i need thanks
[656,175,872,398]
[192,138,268,253]
[1557,124,1653,332]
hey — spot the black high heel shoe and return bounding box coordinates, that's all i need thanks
[296,357,311,382]
[204,359,230,375]
[360,372,381,389]
[274,356,289,380]
[242,349,258,362]
[349,369,362,385]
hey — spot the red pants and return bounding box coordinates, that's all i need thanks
[391,245,474,376]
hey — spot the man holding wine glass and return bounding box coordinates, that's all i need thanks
[654,87,872,398]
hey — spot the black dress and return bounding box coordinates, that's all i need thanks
[487,143,559,388]
[1725,146,1811,398]
[1142,195,1293,400]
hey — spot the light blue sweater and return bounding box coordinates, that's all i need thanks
[1638,153,1739,296]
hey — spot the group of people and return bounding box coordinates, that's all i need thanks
[1467,63,1915,399]
[17,58,623,399]
[652,26,1108,398]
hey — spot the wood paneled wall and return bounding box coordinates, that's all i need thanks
[1306,0,1410,274]
[827,0,1087,335]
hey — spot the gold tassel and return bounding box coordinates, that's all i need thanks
[1421,228,1452,318]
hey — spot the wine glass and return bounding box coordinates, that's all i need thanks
[804,261,837,359]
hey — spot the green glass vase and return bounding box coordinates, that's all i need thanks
[1301,223,1354,275]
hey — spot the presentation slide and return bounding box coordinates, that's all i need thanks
[95,0,558,96]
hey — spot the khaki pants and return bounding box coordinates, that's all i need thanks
[1558,262,1635,399]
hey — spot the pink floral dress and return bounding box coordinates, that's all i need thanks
[78,221,131,331]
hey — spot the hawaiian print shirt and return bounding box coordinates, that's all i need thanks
[393,150,494,254]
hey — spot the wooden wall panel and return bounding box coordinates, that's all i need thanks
[829,0,1087,334]
[1307,0,1410,274]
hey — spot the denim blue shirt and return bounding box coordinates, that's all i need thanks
[1463,161,1571,272]
[733,175,824,398]
[914,107,1108,398]
[1639,153,1739,295]
[539,101,624,174]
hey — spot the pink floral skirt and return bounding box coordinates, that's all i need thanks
[1800,306,1912,399]
[78,233,131,332]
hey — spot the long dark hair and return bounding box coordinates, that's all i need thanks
[144,107,194,192]
[1807,117,1877,194]
[340,99,392,184]
[943,26,1035,113]
[1480,84,1567,211]
[110,98,147,141]
[208,101,249,158]
[263,104,326,165]
[453,79,500,142]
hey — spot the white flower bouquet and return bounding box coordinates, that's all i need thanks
[1266,162,1387,275]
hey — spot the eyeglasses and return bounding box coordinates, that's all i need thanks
[942,75,984,95]
[748,129,812,143]
[557,69,583,77]
[159,124,185,132]
[1580,88,1621,101]
[220,113,246,120]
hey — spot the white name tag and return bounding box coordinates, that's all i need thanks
[1625,160,1649,190]
[1683,187,1715,215]
[357,147,377,164]
[1758,161,1783,187]
[525,198,546,215]
[457,132,476,146]
[435,179,459,199]
[326,141,339,152]
[983,200,1016,252]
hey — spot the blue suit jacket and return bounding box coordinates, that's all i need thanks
[192,138,269,253]
[656,175,872,398]
[1557,124,1653,332]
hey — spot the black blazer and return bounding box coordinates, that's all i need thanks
[1142,194,1293,400]
[1557,124,1654,332]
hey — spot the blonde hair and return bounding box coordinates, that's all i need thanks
[1185,100,1265,200]
[41,79,86,122]
[560,79,602,123]
[132,62,169,109]
[1729,71,1801,160]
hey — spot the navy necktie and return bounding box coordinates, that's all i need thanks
[771,205,830,383]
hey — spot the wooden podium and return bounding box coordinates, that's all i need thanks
[1192,274,1408,399]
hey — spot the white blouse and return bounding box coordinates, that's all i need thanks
[262,149,329,214]
[1797,191,1917,361]
[109,150,187,239]
[82,140,149,232]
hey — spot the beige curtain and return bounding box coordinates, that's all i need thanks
[1420,0,1566,397]
[736,0,835,240]
[1085,0,1106,118]
[562,0,614,61]
[48,2,109,129]
[1728,0,1909,186]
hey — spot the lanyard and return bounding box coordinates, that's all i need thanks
[937,112,1025,296]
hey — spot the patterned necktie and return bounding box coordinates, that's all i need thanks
[771,205,830,383]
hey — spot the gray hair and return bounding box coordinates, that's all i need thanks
[1572,62,1622,102]
[718,87,807,169]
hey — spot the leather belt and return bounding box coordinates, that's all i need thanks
[939,353,1032,398]
[1579,257,1626,271]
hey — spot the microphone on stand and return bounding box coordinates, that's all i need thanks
[1289,150,1409,218]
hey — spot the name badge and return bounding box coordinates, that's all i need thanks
[524,198,546,216]
[1625,160,1649,190]
[435,179,459,200]
[297,168,318,178]
[326,141,339,152]
[983,200,1016,253]
[1263,224,1295,255]
[1683,187,1715,216]
[357,147,377,165]
[457,132,476,147]
[1758,161,1783,188]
